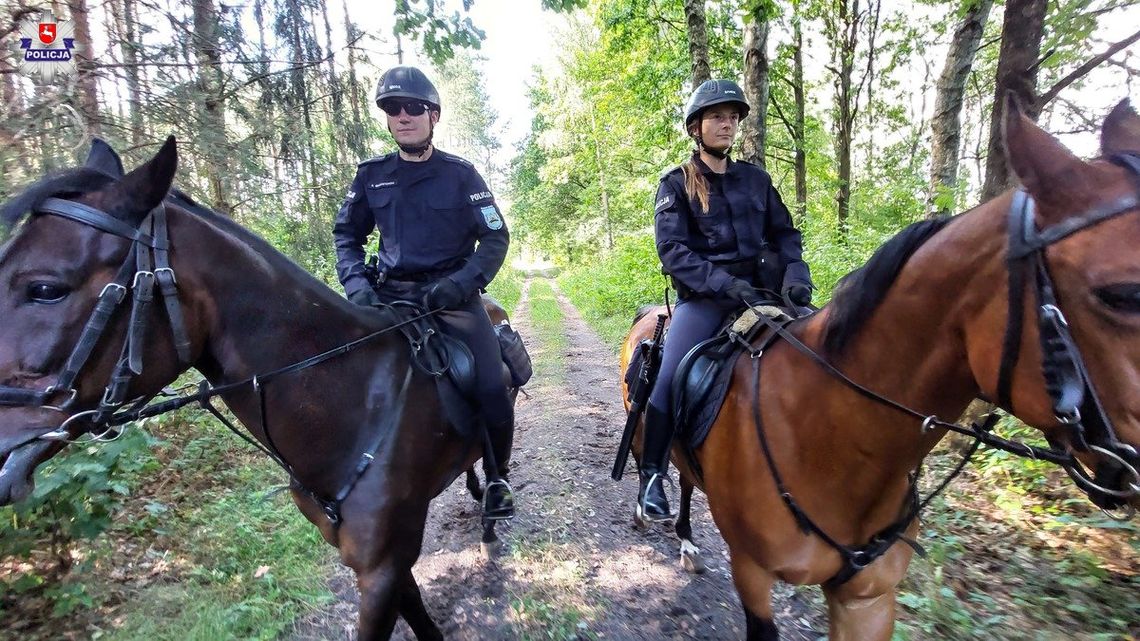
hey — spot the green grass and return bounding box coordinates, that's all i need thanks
[486,261,525,316]
[89,414,334,640]
[527,279,568,381]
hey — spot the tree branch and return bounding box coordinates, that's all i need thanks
[1039,28,1140,107]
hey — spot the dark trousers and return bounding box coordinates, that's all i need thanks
[381,281,514,477]
[648,295,738,416]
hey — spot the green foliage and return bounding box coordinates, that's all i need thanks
[558,232,664,349]
[486,260,525,316]
[0,427,157,615]
[528,279,569,381]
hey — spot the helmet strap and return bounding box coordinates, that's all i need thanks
[393,122,435,158]
[693,133,730,160]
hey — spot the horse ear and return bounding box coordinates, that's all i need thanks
[84,138,125,178]
[108,136,177,225]
[1101,99,1140,156]
[1001,93,1084,207]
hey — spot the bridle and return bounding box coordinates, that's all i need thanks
[0,197,191,433]
[995,153,1140,511]
[737,154,1140,585]
[0,194,448,525]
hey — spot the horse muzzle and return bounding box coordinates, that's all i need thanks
[0,437,57,505]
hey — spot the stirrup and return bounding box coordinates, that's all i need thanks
[637,472,676,524]
[482,478,515,521]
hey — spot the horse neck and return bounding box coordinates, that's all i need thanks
[799,200,1009,471]
[169,210,405,483]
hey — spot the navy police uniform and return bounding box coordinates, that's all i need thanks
[333,149,514,475]
[648,152,811,414]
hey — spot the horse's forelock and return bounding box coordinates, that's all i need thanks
[0,168,116,229]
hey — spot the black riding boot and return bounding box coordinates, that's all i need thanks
[637,405,674,523]
[482,419,515,521]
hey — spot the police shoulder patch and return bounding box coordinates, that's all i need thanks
[654,192,675,213]
[481,205,504,230]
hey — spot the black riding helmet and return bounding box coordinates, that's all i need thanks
[375,65,441,113]
[683,79,750,129]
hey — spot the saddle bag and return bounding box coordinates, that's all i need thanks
[495,321,533,388]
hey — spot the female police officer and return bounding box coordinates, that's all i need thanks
[635,79,814,523]
[333,65,514,520]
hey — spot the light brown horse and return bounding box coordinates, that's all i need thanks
[620,100,1140,640]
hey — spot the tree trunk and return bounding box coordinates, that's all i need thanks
[829,0,860,236]
[682,0,710,87]
[929,0,993,218]
[67,0,100,136]
[981,0,1046,201]
[342,0,366,160]
[792,10,807,222]
[320,0,343,166]
[739,11,770,168]
[110,0,144,145]
[589,106,613,249]
[192,0,230,213]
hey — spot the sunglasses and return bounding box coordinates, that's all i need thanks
[380,100,431,117]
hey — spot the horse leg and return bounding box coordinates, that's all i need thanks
[730,554,779,640]
[675,477,705,573]
[465,466,484,502]
[356,563,403,641]
[398,570,443,641]
[480,516,500,559]
[823,583,897,641]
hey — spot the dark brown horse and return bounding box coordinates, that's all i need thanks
[0,138,514,640]
[620,100,1140,640]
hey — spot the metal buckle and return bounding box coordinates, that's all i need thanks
[154,267,177,284]
[132,270,155,289]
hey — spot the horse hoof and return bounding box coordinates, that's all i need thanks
[680,540,705,574]
[633,511,650,531]
[480,540,501,560]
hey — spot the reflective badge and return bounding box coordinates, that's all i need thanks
[344,190,357,202]
[481,205,503,230]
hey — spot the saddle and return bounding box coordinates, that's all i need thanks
[381,301,531,437]
[623,300,807,477]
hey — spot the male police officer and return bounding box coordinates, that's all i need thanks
[333,65,514,520]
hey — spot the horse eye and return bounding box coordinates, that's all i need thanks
[1095,283,1140,314]
[26,282,70,304]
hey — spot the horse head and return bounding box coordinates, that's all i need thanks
[0,138,195,505]
[970,98,1140,513]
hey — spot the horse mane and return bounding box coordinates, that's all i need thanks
[0,168,116,228]
[165,188,341,293]
[632,304,657,326]
[822,216,954,358]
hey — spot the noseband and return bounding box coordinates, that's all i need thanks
[0,197,192,434]
[996,153,1140,510]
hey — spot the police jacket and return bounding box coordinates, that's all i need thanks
[654,153,811,298]
[334,149,508,299]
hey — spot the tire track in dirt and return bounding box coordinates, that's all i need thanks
[287,277,825,640]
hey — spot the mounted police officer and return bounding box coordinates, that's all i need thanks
[333,65,515,520]
[635,79,814,523]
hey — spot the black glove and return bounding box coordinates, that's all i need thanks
[724,280,764,306]
[423,278,467,310]
[784,284,812,307]
[348,287,382,307]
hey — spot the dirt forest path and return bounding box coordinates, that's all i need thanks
[288,277,825,641]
